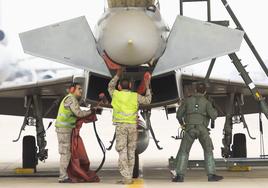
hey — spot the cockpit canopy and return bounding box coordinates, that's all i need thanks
[107,0,155,8]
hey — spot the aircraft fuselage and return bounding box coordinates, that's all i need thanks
[96,6,169,66]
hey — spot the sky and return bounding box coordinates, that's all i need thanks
[1,0,268,162]
[1,0,268,80]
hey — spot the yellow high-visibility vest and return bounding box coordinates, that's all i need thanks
[55,94,77,129]
[111,90,138,124]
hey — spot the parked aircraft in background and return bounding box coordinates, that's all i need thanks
[0,30,79,86]
[0,30,17,84]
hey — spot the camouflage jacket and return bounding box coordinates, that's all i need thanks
[64,95,93,118]
[108,75,152,105]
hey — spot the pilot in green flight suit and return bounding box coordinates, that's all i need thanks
[172,83,223,182]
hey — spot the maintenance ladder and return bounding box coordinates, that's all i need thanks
[180,0,229,26]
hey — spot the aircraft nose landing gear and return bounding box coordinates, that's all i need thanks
[13,95,49,173]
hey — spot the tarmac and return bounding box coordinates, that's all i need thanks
[1,161,268,188]
[1,112,268,187]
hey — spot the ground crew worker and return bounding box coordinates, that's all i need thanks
[108,68,152,184]
[172,83,223,182]
[55,83,97,183]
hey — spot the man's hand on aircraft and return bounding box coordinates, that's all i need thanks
[144,72,151,89]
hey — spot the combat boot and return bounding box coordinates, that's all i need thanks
[58,177,73,183]
[172,175,184,182]
[208,174,224,182]
[116,178,133,184]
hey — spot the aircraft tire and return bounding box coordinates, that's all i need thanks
[23,135,38,172]
[232,133,247,158]
[132,152,139,178]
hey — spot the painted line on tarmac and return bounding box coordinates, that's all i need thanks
[127,178,144,188]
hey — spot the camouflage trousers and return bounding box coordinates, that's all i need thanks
[115,123,137,179]
[56,127,72,180]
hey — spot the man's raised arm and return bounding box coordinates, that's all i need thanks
[108,68,122,97]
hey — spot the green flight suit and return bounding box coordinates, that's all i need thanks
[175,93,218,176]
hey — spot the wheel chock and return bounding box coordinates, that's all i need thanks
[228,166,251,172]
[15,168,35,174]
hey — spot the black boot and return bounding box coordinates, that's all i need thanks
[172,175,184,182]
[208,174,224,182]
[58,177,73,183]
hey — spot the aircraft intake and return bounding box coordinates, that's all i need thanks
[86,72,180,108]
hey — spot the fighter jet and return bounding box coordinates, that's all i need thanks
[1,0,268,175]
[15,0,244,107]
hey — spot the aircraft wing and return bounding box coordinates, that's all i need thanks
[181,73,268,117]
[153,16,244,76]
[19,16,111,77]
[0,76,84,118]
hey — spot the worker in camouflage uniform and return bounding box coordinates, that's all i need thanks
[172,83,223,182]
[108,68,152,184]
[55,83,97,183]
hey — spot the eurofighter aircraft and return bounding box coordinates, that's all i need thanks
[1,0,268,176]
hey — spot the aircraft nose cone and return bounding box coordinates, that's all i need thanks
[102,10,160,66]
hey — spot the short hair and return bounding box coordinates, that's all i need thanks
[69,82,81,89]
[196,83,206,94]
[120,79,130,89]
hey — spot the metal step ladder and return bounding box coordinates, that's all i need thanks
[180,0,211,21]
[180,0,229,26]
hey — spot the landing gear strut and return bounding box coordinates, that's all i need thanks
[222,92,256,158]
[141,110,163,150]
[13,95,49,171]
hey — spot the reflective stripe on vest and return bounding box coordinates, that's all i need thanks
[111,90,138,124]
[55,94,77,129]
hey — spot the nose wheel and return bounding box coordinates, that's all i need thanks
[22,136,38,172]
